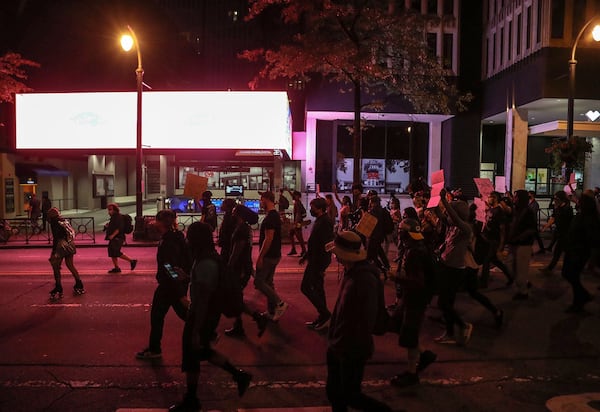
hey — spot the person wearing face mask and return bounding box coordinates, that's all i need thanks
[300,198,334,330]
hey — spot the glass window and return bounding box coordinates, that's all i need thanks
[427,0,437,15]
[427,32,437,57]
[536,0,543,43]
[410,0,421,11]
[443,0,454,15]
[508,20,513,61]
[551,0,565,39]
[500,27,504,65]
[493,32,497,67]
[443,33,453,69]
[517,14,522,55]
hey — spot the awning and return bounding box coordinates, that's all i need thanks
[528,121,600,137]
[15,163,70,183]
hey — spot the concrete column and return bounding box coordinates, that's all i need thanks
[428,121,442,185]
[505,108,528,191]
[305,115,317,190]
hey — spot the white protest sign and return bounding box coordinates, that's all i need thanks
[427,169,445,208]
[495,176,506,193]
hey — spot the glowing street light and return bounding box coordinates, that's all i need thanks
[567,18,600,140]
[120,26,145,239]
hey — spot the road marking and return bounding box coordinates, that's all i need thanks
[31,303,151,308]
[546,393,600,412]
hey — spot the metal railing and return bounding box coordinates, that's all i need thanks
[0,217,95,245]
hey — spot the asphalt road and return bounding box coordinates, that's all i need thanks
[0,246,599,412]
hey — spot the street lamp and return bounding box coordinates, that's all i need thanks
[567,17,600,140]
[120,26,144,239]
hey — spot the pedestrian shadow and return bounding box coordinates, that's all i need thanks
[0,307,61,342]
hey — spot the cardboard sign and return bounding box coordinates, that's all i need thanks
[427,169,445,208]
[473,197,487,223]
[473,178,494,198]
[183,174,208,200]
[495,176,506,193]
[355,212,378,238]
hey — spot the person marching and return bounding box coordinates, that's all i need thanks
[300,198,334,331]
[105,203,137,273]
[47,207,84,300]
[137,210,191,360]
[287,190,307,256]
[200,191,218,232]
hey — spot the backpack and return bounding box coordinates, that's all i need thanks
[278,194,290,210]
[122,214,134,234]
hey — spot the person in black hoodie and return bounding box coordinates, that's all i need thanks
[507,190,537,300]
[326,231,391,412]
[137,210,191,360]
[218,198,237,262]
[561,194,599,313]
[300,198,334,331]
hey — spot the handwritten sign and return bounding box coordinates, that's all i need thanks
[183,174,208,200]
[473,178,494,198]
[473,197,487,223]
[427,169,445,208]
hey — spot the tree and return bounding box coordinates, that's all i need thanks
[0,52,39,104]
[241,0,467,186]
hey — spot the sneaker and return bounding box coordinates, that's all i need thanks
[168,394,201,412]
[108,267,121,273]
[287,249,298,256]
[460,323,473,345]
[225,325,246,338]
[255,314,269,338]
[136,348,162,360]
[416,350,437,373]
[512,292,529,301]
[391,372,419,388]
[314,315,331,331]
[272,301,289,321]
[130,260,138,271]
[434,332,457,344]
[233,370,252,397]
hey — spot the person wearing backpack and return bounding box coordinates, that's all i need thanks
[105,203,137,273]
[169,222,251,412]
[47,207,84,299]
[326,231,392,412]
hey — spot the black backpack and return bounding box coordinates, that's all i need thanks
[122,214,134,234]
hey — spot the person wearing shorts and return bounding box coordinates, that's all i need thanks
[105,203,137,273]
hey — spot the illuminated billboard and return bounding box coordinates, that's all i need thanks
[16,91,292,156]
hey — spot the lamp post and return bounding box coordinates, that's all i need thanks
[567,18,600,140]
[121,26,145,239]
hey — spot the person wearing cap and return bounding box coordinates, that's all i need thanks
[47,207,84,299]
[299,197,334,331]
[434,189,475,346]
[255,191,288,321]
[200,191,218,232]
[287,189,307,257]
[223,205,269,338]
[389,218,437,388]
[326,231,391,412]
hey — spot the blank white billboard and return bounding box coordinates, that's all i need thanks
[15,91,292,156]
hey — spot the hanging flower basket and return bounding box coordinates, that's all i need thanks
[545,136,593,173]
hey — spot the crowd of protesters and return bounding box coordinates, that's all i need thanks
[41,182,600,411]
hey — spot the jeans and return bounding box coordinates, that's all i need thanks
[510,244,532,294]
[438,264,467,335]
[254,257,282,314]
[561,251,592,307]
[148,284,188,352]
[301,258,331,319]
[326,349,391,412]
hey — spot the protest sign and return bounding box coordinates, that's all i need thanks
[427,169,445,208]
[183,174,208,200]
[495,176,506,192]
[473,178,494,198]
[473,197,487,223]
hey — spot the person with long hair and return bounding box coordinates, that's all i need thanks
[169,222,251,412]
[47,207,84,300]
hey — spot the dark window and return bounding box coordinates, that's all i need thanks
[526,6,532,49]
[493,32,497,67]
[517,14,522,55]
[536,0,543,43]
[572,0,587,39]
[410,0,421,11]
[508,20,513,60]
[500,27,504,65]
[443,0,454,15]
[427,0,437,15]
[427,33,437,56]
[551,0,565,39]
[443,33,453,69]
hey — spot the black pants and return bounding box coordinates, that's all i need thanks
[326,349,391,412]
[367,238,389,270]
[438,264,467,336]
[533,230,545,251]
[465,268,497,315]
[148,284,188,352]
[547,239,566,270]
[561,251,592,307]
[301,259,331,319]
[480,240,512,283]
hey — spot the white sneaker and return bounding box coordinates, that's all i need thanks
[272,301,289,321]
